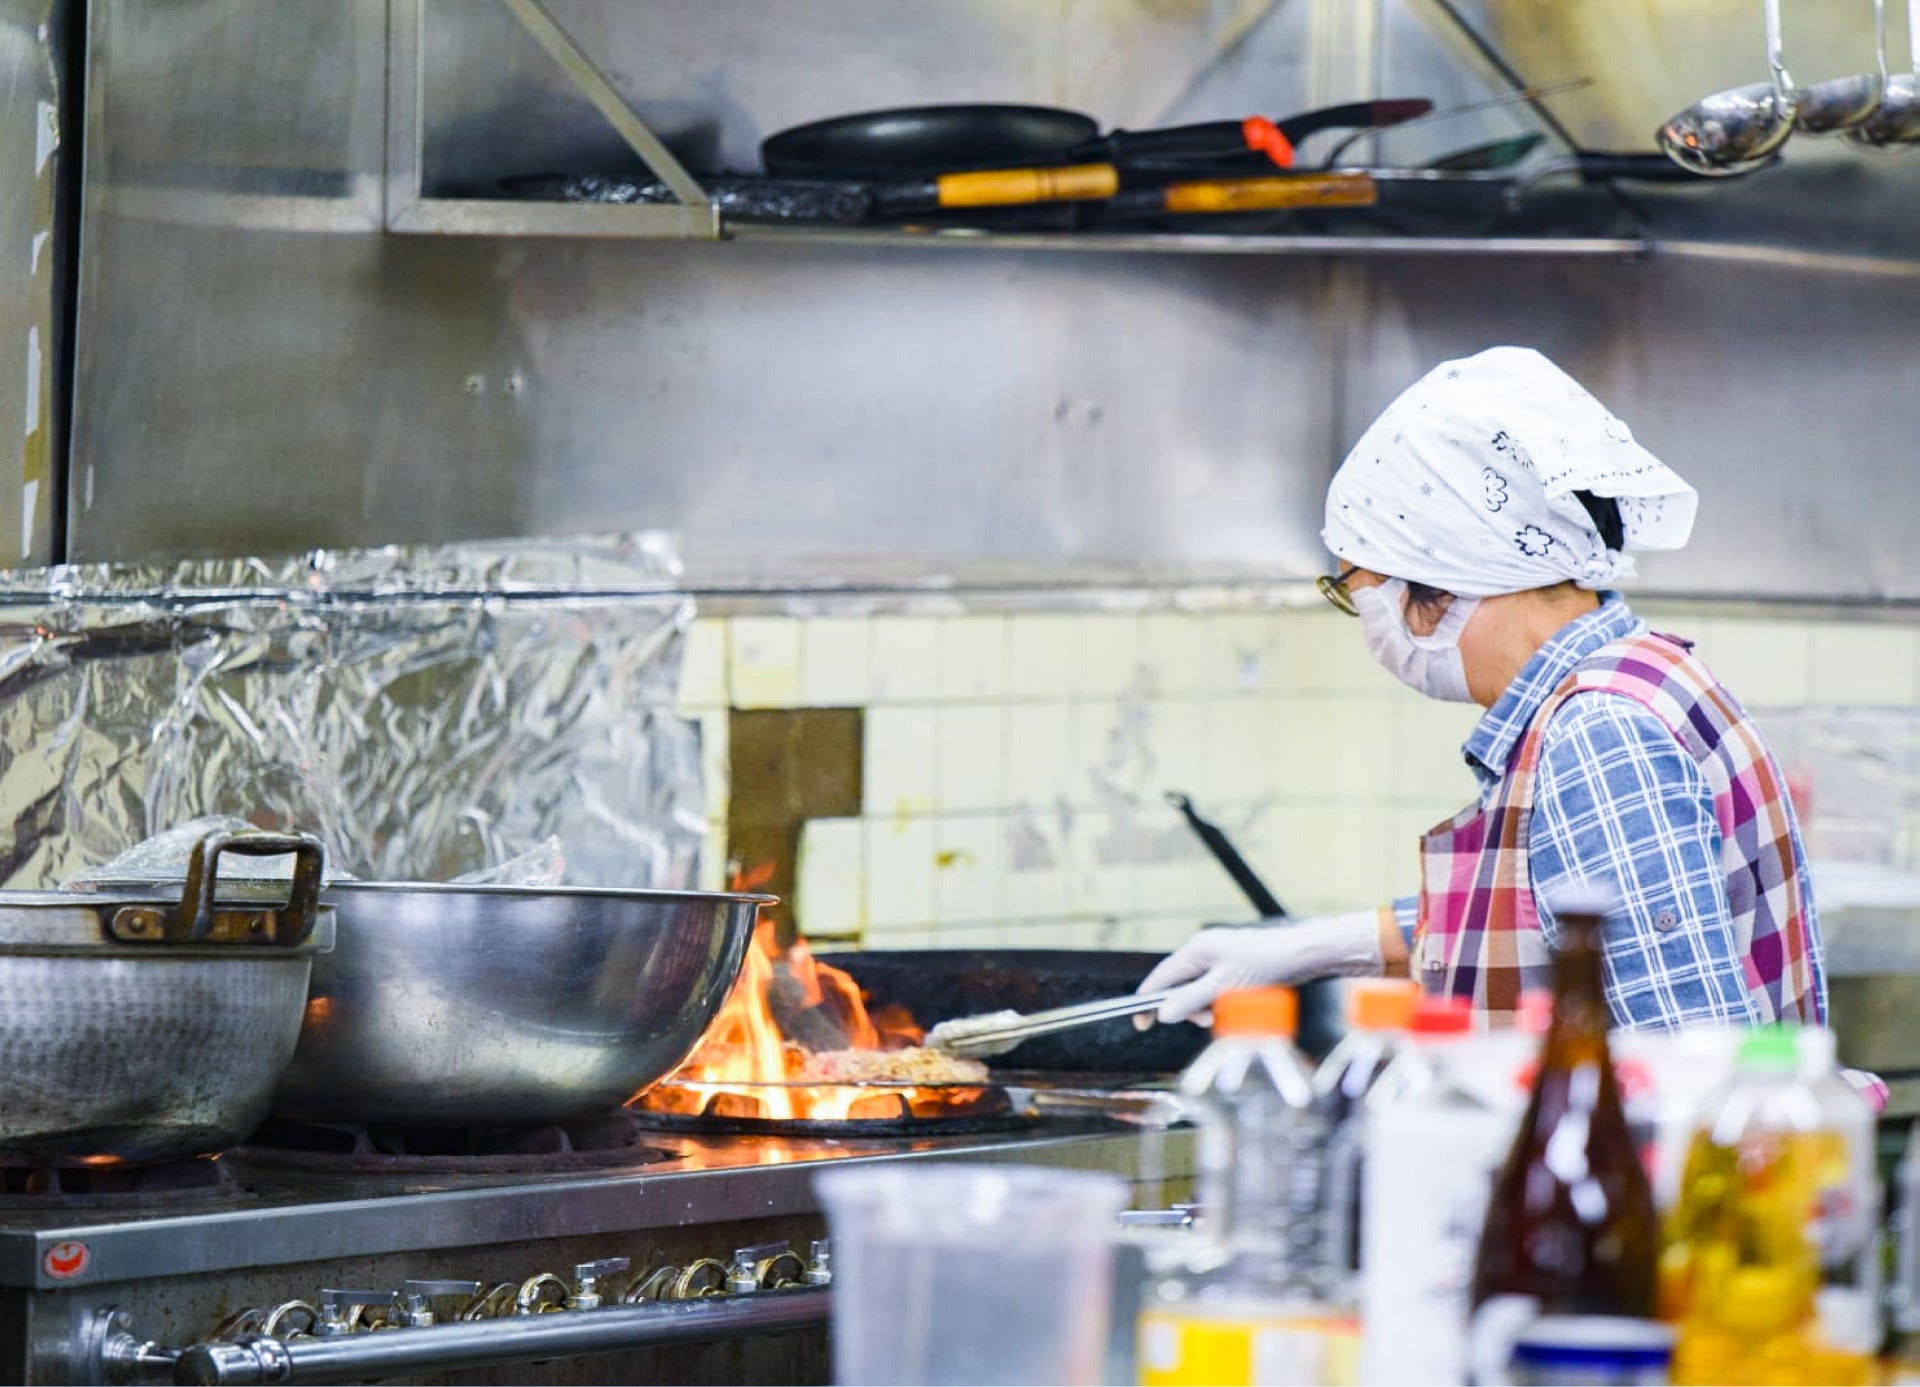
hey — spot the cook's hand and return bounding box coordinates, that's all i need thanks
[1136,910,1386,1027]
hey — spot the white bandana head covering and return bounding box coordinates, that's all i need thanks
[1321,346,1697,598]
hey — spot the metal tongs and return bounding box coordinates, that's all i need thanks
[926,992,1173,1060]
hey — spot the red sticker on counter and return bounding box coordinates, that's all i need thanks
[44,1241,89,1281]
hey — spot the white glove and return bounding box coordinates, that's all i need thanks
[1137,910,1385,1027]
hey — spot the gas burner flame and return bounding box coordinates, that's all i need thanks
[635,867,987,1124]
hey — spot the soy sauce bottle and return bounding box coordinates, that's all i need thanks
[1466,888,1660,1381]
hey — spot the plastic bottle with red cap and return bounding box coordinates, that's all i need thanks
[1357,994,1536,1386]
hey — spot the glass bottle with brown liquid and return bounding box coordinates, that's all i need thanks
[1465,893,1661,1381]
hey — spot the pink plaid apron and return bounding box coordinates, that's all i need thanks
[1414,631,1820,1025]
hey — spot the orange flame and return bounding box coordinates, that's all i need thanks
[637,868,973,1123]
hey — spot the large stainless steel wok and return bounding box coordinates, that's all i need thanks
[0,832,333,1165]
[271,883,768,1127]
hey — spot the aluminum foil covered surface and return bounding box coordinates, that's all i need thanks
[0,533,701,889]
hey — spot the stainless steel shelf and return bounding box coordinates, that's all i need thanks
[728,224,1651,258]
[390,197,718,239]
[386,199,1649,257]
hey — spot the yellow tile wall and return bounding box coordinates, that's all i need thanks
[679,601,1920,952]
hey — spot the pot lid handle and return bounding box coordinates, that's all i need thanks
[180,831,326,945]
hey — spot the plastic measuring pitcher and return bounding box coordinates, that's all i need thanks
[816,1163,1127,1386]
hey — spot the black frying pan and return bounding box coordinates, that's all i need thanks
[760,98,1432,182]
[815,949,1210,1074]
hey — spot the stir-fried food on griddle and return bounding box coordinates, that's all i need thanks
[795,1046,989,1086]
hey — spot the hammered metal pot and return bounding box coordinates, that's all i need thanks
[271,884,769,1127]
[0,833,333,1165]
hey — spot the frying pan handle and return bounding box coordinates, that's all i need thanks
[1166,792,1287,919]
[1108,118,1295,169]
[180,830,326,945]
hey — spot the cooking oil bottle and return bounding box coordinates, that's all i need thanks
[1137,986,1352,1386]
[1661,1025,1877,1386]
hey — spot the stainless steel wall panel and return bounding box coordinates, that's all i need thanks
[0,0,58,568]
[61,0,1920,600]
[1340,253,1920,600]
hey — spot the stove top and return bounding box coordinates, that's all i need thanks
[0,1122,1167,1292]
[234,1111,679,1178]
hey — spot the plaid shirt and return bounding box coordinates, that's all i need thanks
[1395,595,1825,1028]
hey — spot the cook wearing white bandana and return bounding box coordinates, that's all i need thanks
[1139,346,1826,1037]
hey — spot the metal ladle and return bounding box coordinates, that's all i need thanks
[1850,0,1920,148]
[1657,0,1800,175]
[1796,0,1888,133]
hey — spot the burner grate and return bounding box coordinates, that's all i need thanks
[628,1107,1039,1139]
[233,1111,680,1176]
[631,1079,1041,1138]
[0,1158,248,1209]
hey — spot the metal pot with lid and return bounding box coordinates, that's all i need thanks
[0,831,333,1166]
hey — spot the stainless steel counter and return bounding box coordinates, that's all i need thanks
[0,1127,1181,1291]
[5,1124,1193,1384]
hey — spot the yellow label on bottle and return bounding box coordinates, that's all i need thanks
[1138,1306,1359,1387]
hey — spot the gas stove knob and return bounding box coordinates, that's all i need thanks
[314,1289,395,1337]
[398,1279,484,1327]
[727,1241,796,1295]
[567,1258,631,1310]
[804,1239,833,1286]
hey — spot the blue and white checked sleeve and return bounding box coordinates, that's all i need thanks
[1530,692,1761,1030]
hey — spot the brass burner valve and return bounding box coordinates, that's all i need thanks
[396,1279,484,1328]
[566,1258,631,1310]
[313,1289,394,1338]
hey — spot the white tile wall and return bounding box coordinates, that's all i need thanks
[682,598,1917,950]
[1006,615,1081,699]
[1393,697,1481,805]
[1006,702,1076,808]
[938,616,1008,702]
[932,815,1007,924]
[935,703,1007,813]
[1206,613,1282,693]
[1203,699,1275,802]
[800,619,872,708]
[863,707,938,819]
[1810,623,1919,707]
[1697,618,1817,708]
[796,817,866,936]
[1140,613,1211,697]
[869,617,942,704]
[680,618,729,710]
[866,817,935,929]
[729,618,802,710]
[1072,614,1144,699]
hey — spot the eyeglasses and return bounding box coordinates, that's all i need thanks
[1316,565,1362,618]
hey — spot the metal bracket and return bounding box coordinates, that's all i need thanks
[384,0,721,239]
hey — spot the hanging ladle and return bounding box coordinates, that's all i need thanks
[1657,0,1800,174]
[1796,0,1888,133]
[1849,0,1920,147]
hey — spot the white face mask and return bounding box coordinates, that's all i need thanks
[1353,578,1481,703]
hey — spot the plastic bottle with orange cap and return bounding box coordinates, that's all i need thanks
[1136,984,1353,1387]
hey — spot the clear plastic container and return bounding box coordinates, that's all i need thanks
[1178,985,1317,1285]
[1662,1027,1877,1387]
[1313,980,1420,1300]
[1895,1131,1920,1372]
[1138,987,1344,1386]
[816,1163,1127,1387]
[1796,1027,1883,1360]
